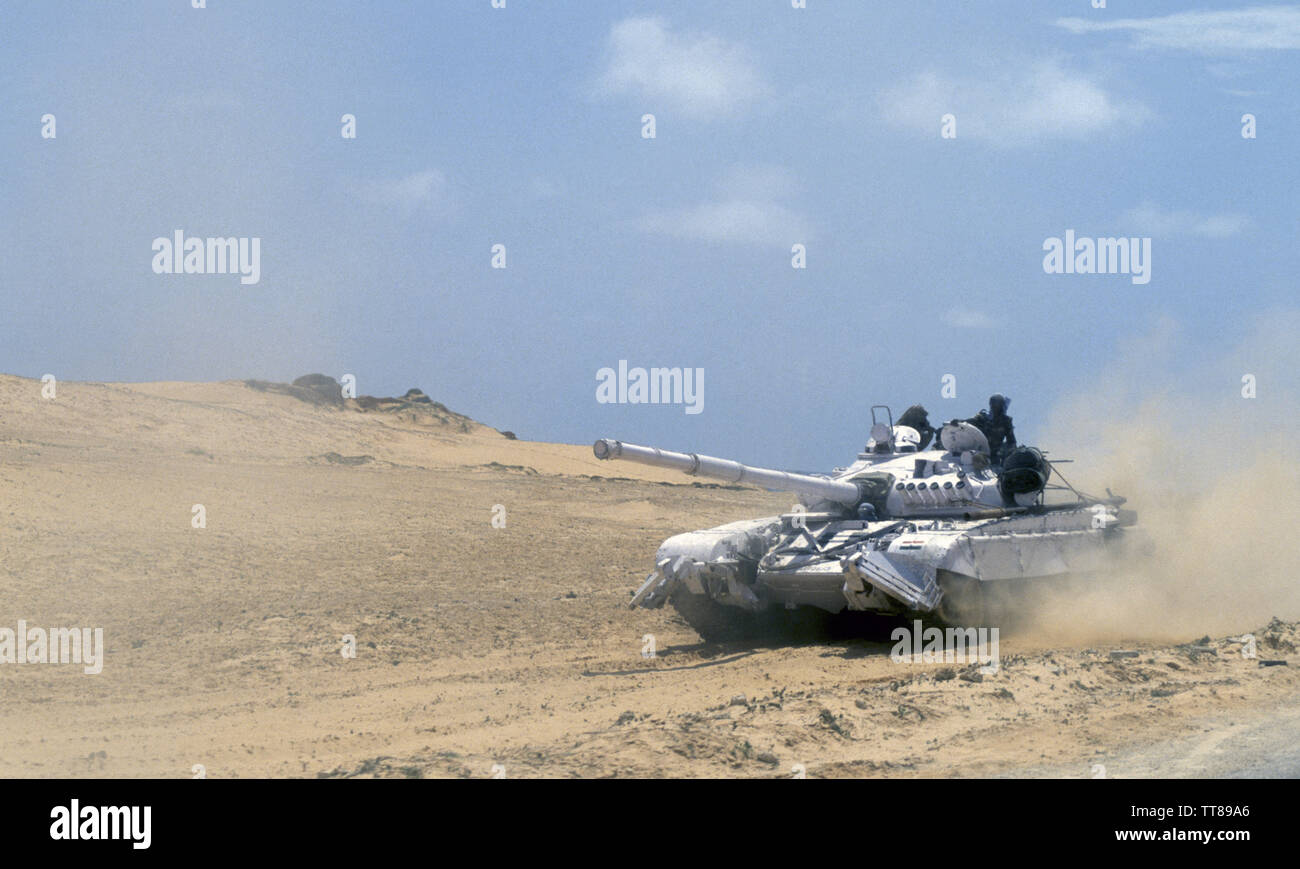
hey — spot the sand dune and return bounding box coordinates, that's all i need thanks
[0,375,695,479]
[0,374,1295,778]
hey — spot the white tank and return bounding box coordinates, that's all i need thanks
[593,405,1143,637]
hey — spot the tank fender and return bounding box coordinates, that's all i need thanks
[653,516,780,564]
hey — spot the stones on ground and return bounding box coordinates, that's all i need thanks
[246,375,343,407]
[1262,630,1296,654]
[316,452,373,466]
[245,375,477,431]
[1109,650,1140,659]
[292,373,345,407]
[477,461,539,475]
[893,703,924,721]
[818,708,852,735]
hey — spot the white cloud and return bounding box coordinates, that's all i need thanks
[638,164,809,246]
[640,200,807,246]
[1120,201,1250,238]
[943,308,997,329]
[596,16,766,119]
[357,170,448,210]
[713,163,800,200]
[879,60,1145,146]
[1056,7,1300,54]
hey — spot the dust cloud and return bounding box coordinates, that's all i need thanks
[1015,311,1299,642]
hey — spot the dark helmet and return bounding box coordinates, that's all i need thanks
[989,393,1009,414]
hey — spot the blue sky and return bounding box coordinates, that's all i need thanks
[2,1,1295,469]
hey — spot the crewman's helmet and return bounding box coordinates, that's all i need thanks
[989,394,1009,414]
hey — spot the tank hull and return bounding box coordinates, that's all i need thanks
[634,506,1143,624]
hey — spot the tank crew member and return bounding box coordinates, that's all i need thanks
[896,405,938,450]
[967,394,1017,464]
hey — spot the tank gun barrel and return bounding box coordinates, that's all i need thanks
[593,438,861,507]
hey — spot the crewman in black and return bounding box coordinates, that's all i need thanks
[966,394,1017,464]
[896,404,938,451]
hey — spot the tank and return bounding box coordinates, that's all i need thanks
[594,407,1142,638]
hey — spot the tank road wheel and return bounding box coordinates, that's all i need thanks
[670,593,748,643]
[935,572,988,628]
[669,593,778,644]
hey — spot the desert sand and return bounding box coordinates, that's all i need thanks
[0,374,1296,778]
